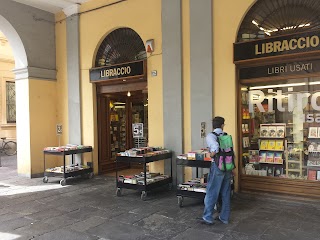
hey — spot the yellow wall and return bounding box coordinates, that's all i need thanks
[0,30,16,140]
[77,0,163,172]
[29,79,58,174]
[213,0,255,189]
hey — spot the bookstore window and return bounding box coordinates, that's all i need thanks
[6,81,16,123]
[241,77,320,181]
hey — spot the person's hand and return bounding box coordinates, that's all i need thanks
[232,169,237,176]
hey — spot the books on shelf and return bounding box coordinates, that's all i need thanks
[274,152,283,164]
[274,167,283,177]
[268,126,277,138]
[276,126,285,138]
[243,137,250,148]
[248,150,259,163]
[267,167,275,176]
[260,125,269,137]
[308,127,318,138]
[259,152,266,162]
[267,140,276,150]
[275,140,284,150]
[260,140,268,150]
[308,170,317,180]
[259,124,286,138]
[266,152,274,163]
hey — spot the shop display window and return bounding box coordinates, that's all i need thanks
[241,77,320,181]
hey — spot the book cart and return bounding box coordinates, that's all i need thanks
[176,158,211,207]
[43,147,93,186]
[116,152,172,201]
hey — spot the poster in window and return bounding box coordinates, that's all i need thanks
[308,127,318,138]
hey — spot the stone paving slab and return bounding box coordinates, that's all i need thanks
[1,155,320,240]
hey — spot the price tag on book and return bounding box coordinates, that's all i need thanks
[132,123,143,138]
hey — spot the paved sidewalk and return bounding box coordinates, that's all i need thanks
[1,155,320,240]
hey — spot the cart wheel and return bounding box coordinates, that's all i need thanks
[43,176,48,183]
[178,196,183,207]
[88,172,94,179]
[60,179,67,186]
[116,188,122,197]
[141,191,147,201]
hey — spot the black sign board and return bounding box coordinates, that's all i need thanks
[234,30,320,62]
[239,59,320,80]
[90,60,145,82]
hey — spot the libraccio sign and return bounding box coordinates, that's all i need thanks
[234,30,320,62]
[90,60,145,82]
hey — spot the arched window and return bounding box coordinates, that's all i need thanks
[237,0,320,42]
[95,28,146,67]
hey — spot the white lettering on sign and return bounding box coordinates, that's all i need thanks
[248,89,320,123]
[132,123,143,138]
[100,66,131,78]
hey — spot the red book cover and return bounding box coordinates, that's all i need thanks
[308,170,317,181]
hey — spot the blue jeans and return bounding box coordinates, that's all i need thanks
[202,163,232,224]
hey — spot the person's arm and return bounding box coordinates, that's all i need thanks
[206,133,219,158]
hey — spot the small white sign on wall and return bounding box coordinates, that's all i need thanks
[56,124,62,135]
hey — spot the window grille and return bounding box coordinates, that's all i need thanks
[6,81,16,123]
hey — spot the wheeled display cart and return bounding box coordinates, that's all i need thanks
[176,158,211,207]
[43,147,93,186]
[116,152,172,200]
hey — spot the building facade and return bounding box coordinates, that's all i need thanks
[1,0,319,197]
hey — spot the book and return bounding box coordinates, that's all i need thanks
[308,170,317,180]
[274,140,284,150]
[248,150,260,163]
[260,125,269,137]
[266,152,274,163]
[243,137,250,148]
[268,126,277,138]
[259,152,267,162]
[274,152,283,164]
[308,127,318,138]
[276,125,285,138]
[260,140,268,150]
[274,167,283,177]
[267,167,275,176]
[267,140,276,150]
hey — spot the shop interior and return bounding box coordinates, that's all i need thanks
[241,76,320,181]
[97,90,148,175]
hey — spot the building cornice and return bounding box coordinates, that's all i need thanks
[63,4,80,17]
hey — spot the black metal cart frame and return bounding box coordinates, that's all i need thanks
[116,152,172,200]
[176,158,211,207]
[43,147,93,186]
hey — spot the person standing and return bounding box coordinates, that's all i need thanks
[201,116,234,225]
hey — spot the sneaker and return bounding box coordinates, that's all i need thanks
[216,216,228,224]
[198,217,214,225]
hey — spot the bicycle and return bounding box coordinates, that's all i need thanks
[0,137,17,156]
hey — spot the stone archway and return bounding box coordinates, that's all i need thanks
[0,15,28,70]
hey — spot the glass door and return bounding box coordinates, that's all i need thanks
[109,98,127,161]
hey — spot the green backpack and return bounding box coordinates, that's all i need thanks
[213,132,235,171]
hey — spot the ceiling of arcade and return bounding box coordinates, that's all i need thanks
[9,0,89,13]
